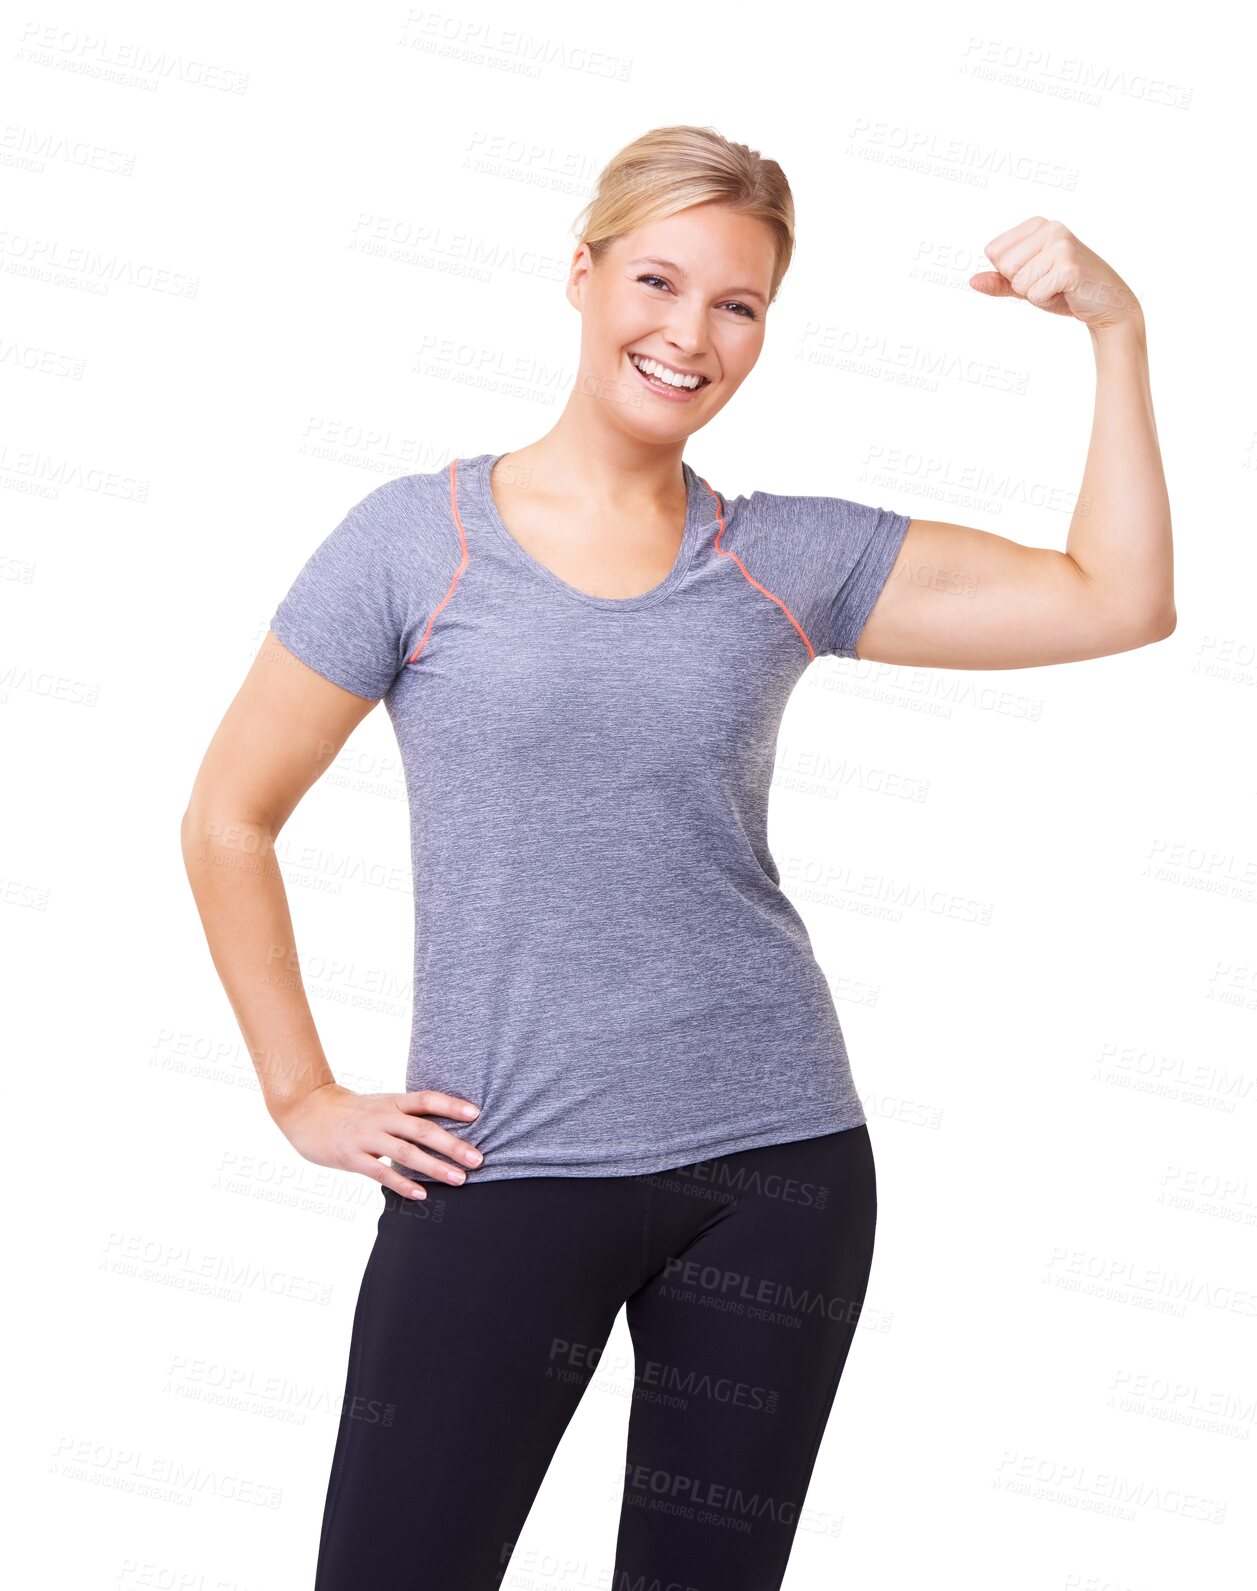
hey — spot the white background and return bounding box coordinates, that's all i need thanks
[4,1,1254,1586]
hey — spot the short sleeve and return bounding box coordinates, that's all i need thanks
[738,491,912,660]
[268,482,416,700]
[821,497,912,659]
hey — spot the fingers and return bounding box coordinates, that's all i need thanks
[972,216,1082,314]
[982,214,1051,258]
[372,1132,481,1189]
[392,1090,484,1169]
[284,1087,487,1201]
[1020,262,1075,314]
[983,215,1059,276]
[346,1089,485,1198]
[382,1090,485,1189]
[395,1088,481,1124]
[384,1111,485,1178]
[352,1150,432,1202]
[348,1124,480,1202]
[980,217,1080,307]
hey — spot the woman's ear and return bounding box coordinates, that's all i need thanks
[566,241,594,313]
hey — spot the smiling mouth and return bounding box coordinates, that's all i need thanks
[627,351,712,393]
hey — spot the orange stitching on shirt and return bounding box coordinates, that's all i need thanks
[702,476,815,662]
[407,458,469,664]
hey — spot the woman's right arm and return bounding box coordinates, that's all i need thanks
[179,630,484,1199]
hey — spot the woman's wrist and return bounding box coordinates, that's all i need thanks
[1089,304,1147,353]
[268,1074,340,1132]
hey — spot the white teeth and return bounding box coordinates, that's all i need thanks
[630,353,706,390]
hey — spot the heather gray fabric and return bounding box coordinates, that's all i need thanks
[269,451,911,1183]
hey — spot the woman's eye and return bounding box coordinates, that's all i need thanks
[635,275,757,321]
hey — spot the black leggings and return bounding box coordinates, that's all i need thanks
[315,1124,878,1591]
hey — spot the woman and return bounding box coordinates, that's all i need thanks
[181,126,1174,1588]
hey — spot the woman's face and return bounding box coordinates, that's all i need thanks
[567,201,776,441]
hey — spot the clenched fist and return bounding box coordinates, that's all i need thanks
[969,216,1142,334]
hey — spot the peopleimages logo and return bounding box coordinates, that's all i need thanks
[636,1357,779,1414]
[666,1159,830,1209]
[623,1458,803,1526]
[661,1257,865,1325]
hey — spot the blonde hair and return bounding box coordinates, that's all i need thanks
[571,125,795,305]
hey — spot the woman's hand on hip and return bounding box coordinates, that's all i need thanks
[275,1083,484,1199]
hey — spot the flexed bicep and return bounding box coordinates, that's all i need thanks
[853,517,1172,671]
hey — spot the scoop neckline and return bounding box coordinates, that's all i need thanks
[470,450,713,612]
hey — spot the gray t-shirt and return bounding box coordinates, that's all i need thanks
[269,451,910,1183]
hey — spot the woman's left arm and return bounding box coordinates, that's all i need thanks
[857,216,1175,670]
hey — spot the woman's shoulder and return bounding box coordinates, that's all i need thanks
[270,460,471,698]
[325,460,472,574]
[718,481,908,550]
[340,460,454,524]
[284,462,466,608]
[713,481,912,659]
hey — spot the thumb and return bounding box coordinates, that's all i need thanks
[968,270,1016,297]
